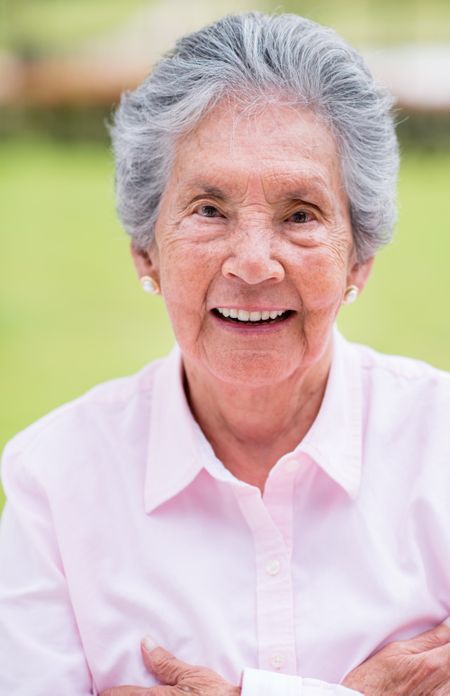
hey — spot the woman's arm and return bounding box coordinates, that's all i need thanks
[101,642,362,695]
[101,626,450,696]
[0,443,96,695]
[3,440,450,696]
[0,440,358,696]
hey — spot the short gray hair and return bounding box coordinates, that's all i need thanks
[110,12,399,262]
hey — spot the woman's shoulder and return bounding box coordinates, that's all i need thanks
[2,355,167,472]
[346,340,450,500]
[352,338,450,385]
[348,338,450,431]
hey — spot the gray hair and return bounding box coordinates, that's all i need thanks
[110,12,399,262]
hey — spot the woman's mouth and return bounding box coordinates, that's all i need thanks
[211,307,294,325]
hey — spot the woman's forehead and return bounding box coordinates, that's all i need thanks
[170,100,343,204]
[177,99,336,154]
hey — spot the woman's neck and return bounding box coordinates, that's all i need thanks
[182,347,332,493]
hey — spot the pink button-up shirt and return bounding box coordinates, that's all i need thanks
[1,330,450,695]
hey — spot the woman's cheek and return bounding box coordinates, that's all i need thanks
[158,252,213,346]
[293,248,347,309]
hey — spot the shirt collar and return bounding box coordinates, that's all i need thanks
[296,328,363,499]
[144,345,204,513]
[144,328,362,513]
[144,346,249,513]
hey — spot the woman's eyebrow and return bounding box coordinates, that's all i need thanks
[282,187,321,200]
[262,170,333,201]
[277,172,330,195]
[276,185,332,208]
[178,179,332,207]
[182,184,229,203]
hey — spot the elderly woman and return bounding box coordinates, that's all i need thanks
[1,11,450,696]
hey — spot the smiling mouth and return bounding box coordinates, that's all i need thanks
[212,307,294,325]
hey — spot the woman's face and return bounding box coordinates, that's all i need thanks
[133,101,372,387]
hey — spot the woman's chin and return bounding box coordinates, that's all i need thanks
[204,348,303,388]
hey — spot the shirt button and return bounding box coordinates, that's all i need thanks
[285,458,300,473]
[271,653,285,669]
[265,559,281,576]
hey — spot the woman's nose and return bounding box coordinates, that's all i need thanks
[221,228,285,285]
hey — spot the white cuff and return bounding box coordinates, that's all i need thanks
[241,668,363,696]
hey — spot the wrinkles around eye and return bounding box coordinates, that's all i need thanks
[289,211,315,224]
[196,205,223,218]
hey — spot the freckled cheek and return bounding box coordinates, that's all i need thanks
[158,247,218,325]
[293,251,346,309]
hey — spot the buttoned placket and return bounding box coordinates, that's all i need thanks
[233,455,304,676]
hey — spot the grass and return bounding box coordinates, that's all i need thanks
[1,137,450,510]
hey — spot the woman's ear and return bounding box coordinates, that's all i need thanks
[130,241,161,294]
[130,241,160,284]
[348,255,375,295]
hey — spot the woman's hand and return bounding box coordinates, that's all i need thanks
[341,619,450,695]
[101,620,450,696]
[100,638,241,696]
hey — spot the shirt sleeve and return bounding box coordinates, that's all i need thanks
[0,443,96,695]
[241,668,363,695]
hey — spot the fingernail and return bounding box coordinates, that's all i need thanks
[142,635,158,652]
[443,617,450,628]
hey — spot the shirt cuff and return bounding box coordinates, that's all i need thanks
[241,668,363,696]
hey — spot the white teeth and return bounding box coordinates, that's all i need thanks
[216,307,288,322]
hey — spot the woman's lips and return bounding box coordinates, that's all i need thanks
[210,307,295,331]
[214,307,290,322]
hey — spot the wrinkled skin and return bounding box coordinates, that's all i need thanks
[100,642,240,696]
[101,621,450,696]
[132,100,373,491]
[132,100,373,392]
[341,620,450,695]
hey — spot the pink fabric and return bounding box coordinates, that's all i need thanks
[1,329,449,696]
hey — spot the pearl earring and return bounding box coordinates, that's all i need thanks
[343,285,359,304]
[140,276,160,295]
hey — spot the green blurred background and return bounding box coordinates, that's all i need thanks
[1,0,450,509]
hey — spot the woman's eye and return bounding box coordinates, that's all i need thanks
[289,210,313,224]
[197,205,221,218]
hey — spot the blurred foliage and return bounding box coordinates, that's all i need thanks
[1,105,450,151]
[279,0,450,45]
[1,0,450,55]
[397,112,450,152]
[1,0,148,55]
[0,105,115,141]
